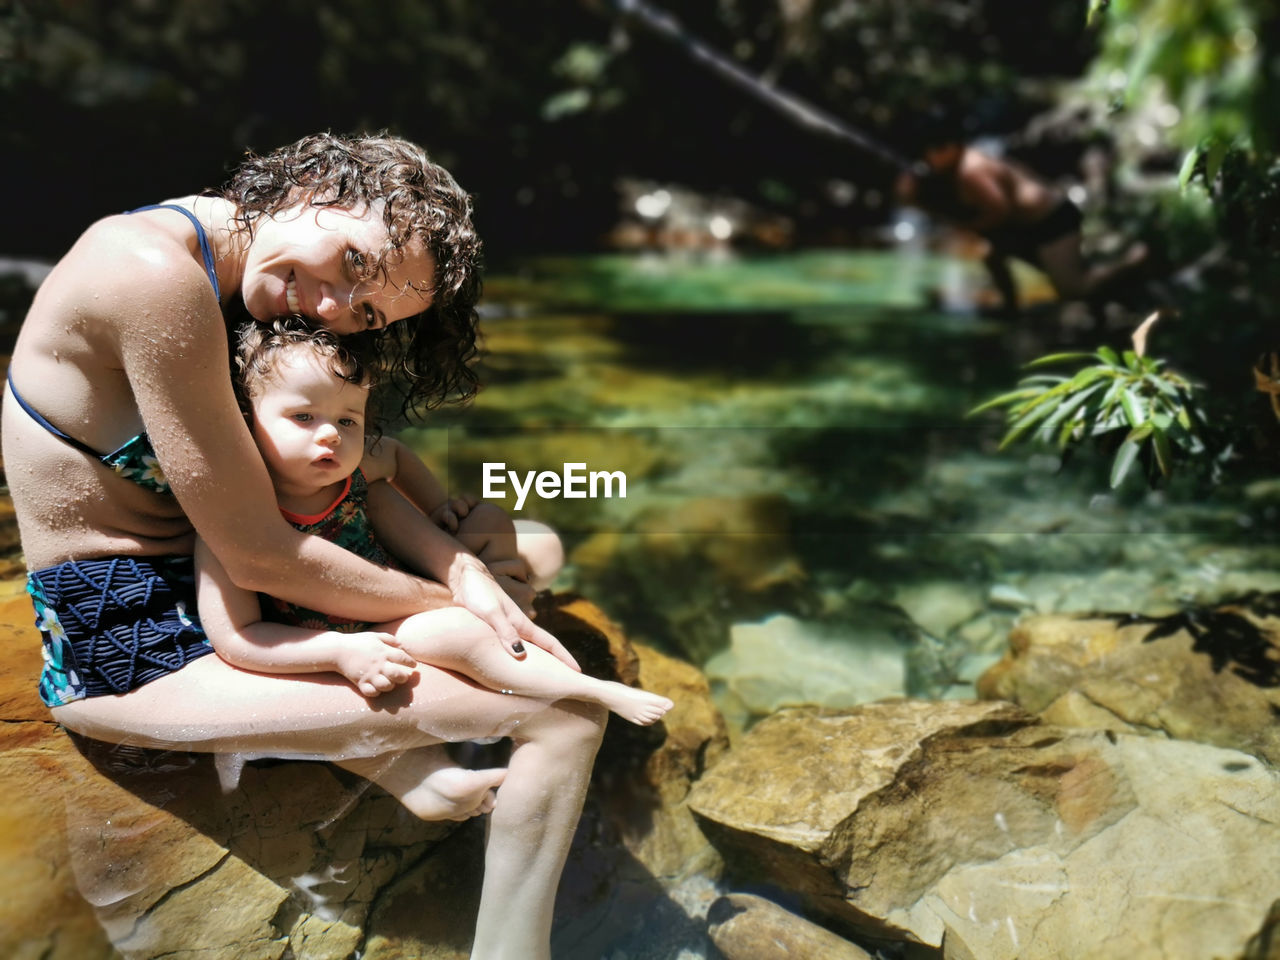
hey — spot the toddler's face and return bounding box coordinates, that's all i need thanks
[249,346,370,495]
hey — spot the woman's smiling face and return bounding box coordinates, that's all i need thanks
[240,202,436,336]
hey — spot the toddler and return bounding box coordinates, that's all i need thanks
[194,321,673,727]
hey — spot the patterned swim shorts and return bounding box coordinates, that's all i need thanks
[28,555,211,707]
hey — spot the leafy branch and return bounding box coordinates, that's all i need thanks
[970,314,1209,488]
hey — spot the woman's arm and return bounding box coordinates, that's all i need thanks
[194,536,417,697]
[98,229,451,622]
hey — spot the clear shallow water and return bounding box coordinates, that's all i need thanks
[409,249,1280,712]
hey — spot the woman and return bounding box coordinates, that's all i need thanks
[1,132,604,960]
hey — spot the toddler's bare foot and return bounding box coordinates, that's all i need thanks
[598,682,674,726]
[339,745,507,821]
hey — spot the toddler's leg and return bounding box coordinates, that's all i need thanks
[389,608,672,726]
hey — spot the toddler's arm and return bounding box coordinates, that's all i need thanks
[194,537,417,697]
[362,435,470,526]
[360,438,548,618]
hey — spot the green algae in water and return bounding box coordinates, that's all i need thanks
[486,248,984,312]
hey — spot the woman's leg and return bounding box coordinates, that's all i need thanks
[388,606,673,726]
[50,652,588,817]
[470,698,605,960]
[336,748,506,821]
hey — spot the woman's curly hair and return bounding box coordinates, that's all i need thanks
[219,132,482,419]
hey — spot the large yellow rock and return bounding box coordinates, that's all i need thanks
[979,595,1280,763]
[689,699,1280,959]
[2,588,722,959]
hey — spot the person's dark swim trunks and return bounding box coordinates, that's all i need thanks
[987,199,1083,267]
[30,555,211,707]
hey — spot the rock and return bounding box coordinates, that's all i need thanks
[614,641,730,878]
[894,581,984,638]
[1244,900,1280,960]
[705,614,907,732]
[688,699,1280,960]
[978,594,1280,763]
[987,584,1033,611]
[531,591,641,686]
[1,590,725,960]
[535,590,731,884]
[707,892,874,960]
[0,577,457,960]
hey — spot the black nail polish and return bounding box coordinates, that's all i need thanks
[512,641,525,654]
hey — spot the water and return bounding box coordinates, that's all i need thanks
[404,249,1280,721]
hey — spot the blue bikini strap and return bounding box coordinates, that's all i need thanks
[6,370,104,459]
[128,204,222,302]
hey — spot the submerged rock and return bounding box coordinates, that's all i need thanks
[571,494,809,662]
[708,892,874,960]
[688,699,1280,960]
[705,614,907,731]
[978,592,1280,764]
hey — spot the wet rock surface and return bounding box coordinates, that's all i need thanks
[0,590,726,960]
[979,592,1280,764]
[689,699,1280,960]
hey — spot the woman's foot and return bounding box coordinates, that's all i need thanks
[340,745,507,821]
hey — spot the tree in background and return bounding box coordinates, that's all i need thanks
[2,0,1094,259]
[978,0,1280,487]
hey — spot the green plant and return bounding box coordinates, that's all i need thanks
[971,324,1207,489]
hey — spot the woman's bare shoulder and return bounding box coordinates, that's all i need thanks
[59,207,224,326]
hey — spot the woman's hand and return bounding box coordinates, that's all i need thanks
[485,557,536,616]
[448,556,579,671]
[335,632,419,698]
